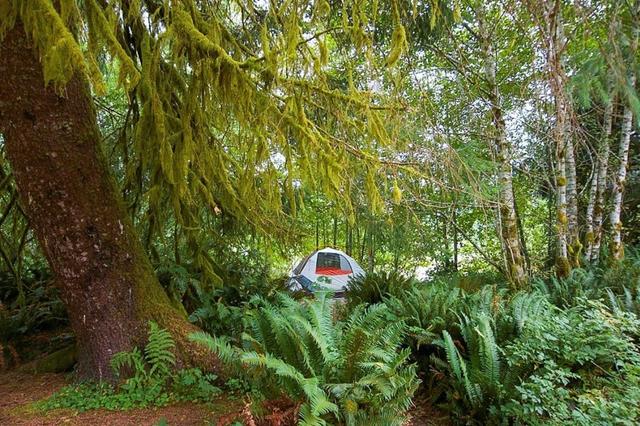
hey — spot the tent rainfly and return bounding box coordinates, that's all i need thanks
[287,247,365,294]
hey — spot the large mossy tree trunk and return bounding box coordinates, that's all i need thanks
[0,23,216,380]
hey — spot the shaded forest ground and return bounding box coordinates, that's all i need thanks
[0,370,448,425]
[0,371,244,426]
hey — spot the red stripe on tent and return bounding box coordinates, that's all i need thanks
[315,267,351,275]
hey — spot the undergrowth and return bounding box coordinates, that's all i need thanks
[191,291,419,425]
[37,322,220,412]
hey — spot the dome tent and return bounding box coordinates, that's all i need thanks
[288,247,365,295]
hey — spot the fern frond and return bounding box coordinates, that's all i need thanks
[145,321,176,378]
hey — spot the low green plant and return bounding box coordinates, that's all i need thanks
[532,268,599,307]
[345,270,418,309]
[0,270,67,342]
[498,300,640,424]
[38,321,220,412]
[428,293,640,424]
[191,291,419,425]
[189,289,246,340]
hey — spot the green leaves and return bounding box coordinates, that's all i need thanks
[190,292,418,425]
[39,322,219,412]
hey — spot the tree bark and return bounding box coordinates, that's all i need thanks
[452,205,459,272]
[564,129,580,266]
[533,0,571,276]
[585,98,614,262]
[610,92,636,260]
[610,103,634,259]
[610,2,639,261]
[480,13,527,287]
[0,23,218,380]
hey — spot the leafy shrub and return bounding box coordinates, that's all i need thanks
[191,292,419,425]
[380,262,640,424]
[534,251,640,310]
[532,268,600,307]
[428,292,547,420]
[0,271,67,342]
[385,281,527,350]
[188,288,246,340]
[606,284,640,317]
[345,270,418,309]
[428,293,640,424]
[188,270,289,339]
[433,271,504,293]
[38,322,220,411]
[495,300,640,424]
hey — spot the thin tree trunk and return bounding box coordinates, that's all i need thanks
[514,195,531,273]
[452,206,459,272]
[586,99,614,261]
[0,23,217,380]
[584,152,599,261]
[480,14,527,287]
[565,131,580,266]
[442,211,451,270]
[332,216,337,247]
[323,218,327,246]
[315,215,319,249]
[367,226,375,272]
[533,0,571,276]
[610,2,639,261]
[610,101,634,259]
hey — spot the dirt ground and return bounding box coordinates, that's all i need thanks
[0,371,448,425]
[0,371,245,426]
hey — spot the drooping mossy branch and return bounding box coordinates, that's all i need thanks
[0,0,418,287]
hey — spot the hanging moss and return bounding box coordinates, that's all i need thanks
[386,0,407,67]
[0,0,418,280]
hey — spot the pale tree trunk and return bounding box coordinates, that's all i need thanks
[610,2,639,261]
[584,156,599,261]
[610,101,634,259]
[564,126,580,266]
[479,12,527,288]
[585,98,614,261]
[0,23,218,380]
[549,0,580,267]
[534,0,572,276]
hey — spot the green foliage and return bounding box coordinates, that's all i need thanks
[382,266,640,424]
[532,268,600,307]
[188,268,288,339]
[0,271,66,342]
[499,301,640,424]
[0,270,68,367]
[38,322,220,412]
[429,295,640,422]
[534,251,640,311]
[345,270,417,309]
[189,293,245,340]
[191,291,418,425]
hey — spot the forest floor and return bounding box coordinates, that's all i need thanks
[0,371,449,425]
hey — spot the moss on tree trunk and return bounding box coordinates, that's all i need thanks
[0,23,218,380]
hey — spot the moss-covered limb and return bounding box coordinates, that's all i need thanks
[4,0,414,261]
